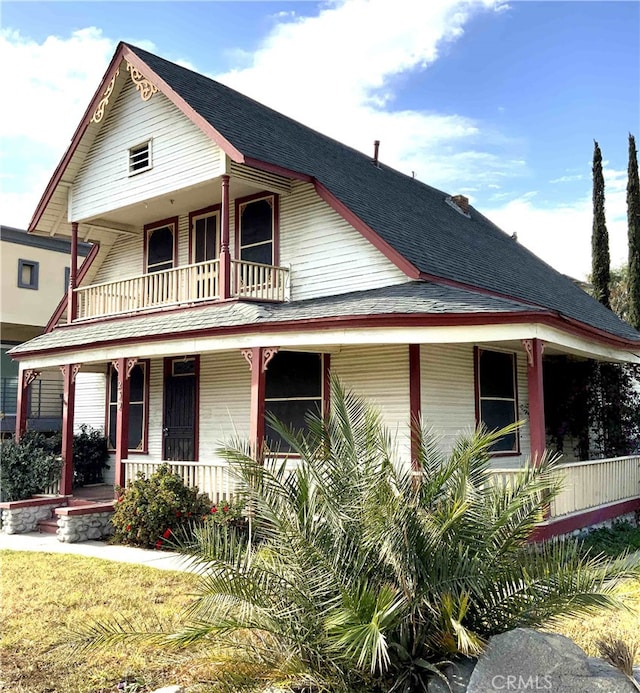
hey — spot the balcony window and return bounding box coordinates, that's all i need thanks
[190,207,220,263]
[237,193,279,266]
[144,218,178,273]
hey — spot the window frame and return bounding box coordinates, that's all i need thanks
[188,204,221,265]
[105,359,150,454]
[474,347,520,456]
[17,259,39,290]
[264,351,328,455]
[234,191,280,266]
[143,217,179,274]
[128,139,153,176]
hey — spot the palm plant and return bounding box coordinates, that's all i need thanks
[80,379,639,692]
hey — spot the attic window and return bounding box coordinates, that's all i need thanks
[128,140,152,175]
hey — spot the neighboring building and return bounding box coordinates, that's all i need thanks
[0,225,90,435]
[8,43,640,535]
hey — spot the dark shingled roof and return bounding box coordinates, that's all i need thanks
[124,45,640,344]
[10,281,547,355]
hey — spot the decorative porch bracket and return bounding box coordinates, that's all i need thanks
[522,339,546,464]
[15,368,41,440]
[112,357,138,491]
[60,363,82,496]
[241,347,279,461]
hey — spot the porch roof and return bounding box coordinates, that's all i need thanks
[11,281,546,357]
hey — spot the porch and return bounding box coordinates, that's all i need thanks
[74,258,290,321]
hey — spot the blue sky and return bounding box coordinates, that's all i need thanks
[1,0,638,279]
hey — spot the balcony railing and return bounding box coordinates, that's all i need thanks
[74,260,290,320]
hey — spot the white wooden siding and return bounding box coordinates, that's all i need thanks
[280,181,409,300]
[147,358,164,459]
[332,345,411,462]
[421,344,476,456]
[71,77,224,221]
[198,351,251,462]
[92,233,143,284]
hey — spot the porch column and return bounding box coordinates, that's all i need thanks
[67,221,78,324]
[113,358,136,490]
[523,339,546,464]
[60,364,80,495]
[15,367,40,439]
[220,175,231,300]
[409,344,422,471]
[242,347,278,460]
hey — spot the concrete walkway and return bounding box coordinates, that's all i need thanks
[0,531,196,572]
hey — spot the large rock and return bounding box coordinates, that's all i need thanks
[467,628,638,692]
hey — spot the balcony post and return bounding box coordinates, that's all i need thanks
[15,367,40,440]
[68,222,78,323]
[220,175,231,299]
[523,339,546,465]
[60,364,80,495]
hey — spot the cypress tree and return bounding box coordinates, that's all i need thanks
[627,133,640,330]
[592,141,611,307]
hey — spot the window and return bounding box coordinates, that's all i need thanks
[475,348,518,453]
[128,140,152,175]
[17,259,39,289]
[237,194,278,266]
[190,207,220,263]
[265,351,323,452]
[144,218,178,273]
[107,361,149,452]
[64,267,70,292]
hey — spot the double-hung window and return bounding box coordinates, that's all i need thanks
[475,348,519,453]
[190,207,220,263]
[265,351,323,452]
[107,361,149,453]
[237,194,278,266]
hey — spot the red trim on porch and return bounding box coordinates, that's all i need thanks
[106,359,150,455]
[188,203,221,264]
[314,181,420,280]
[143,217,179,273]
[249,347,267,460]
[114,357,130,489]
[526,339,546,464]
[530,498,640,541]
[60,364,77,495]
[46,242,100,333]
[409,344,421,470]
[323,353,331,421]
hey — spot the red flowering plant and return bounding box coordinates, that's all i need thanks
[203,497,245,529]
[111,464,211,549]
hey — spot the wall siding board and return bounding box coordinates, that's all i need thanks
[147,358,164,459]
[72,78,224,220]
[332,345,411,462]
[92,233,143,284]
[280,182,409,300]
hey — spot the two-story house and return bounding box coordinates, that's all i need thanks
[1,225,90,436]
[10,43,640,537]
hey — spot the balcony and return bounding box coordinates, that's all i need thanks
[74,259,290,321]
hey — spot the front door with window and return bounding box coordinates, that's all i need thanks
[163,357,198,461]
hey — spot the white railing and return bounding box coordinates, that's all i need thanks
[231,259,290,302]
[75,259,220,320]
[123,459,238,504]
[491,454,640,519]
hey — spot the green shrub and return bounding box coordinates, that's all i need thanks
[111,464,211,549]
[580,521,640,558]
[0,431,63,501]
[73,424,109,487]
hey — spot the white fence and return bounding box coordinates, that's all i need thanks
[491,455,640,519]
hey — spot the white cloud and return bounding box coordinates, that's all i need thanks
[486,166,630,280]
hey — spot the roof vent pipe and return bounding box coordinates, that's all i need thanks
[373,140,380,167]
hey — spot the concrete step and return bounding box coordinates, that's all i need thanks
[37,519,59,534]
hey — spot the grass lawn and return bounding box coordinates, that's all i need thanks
[1,547,639,692]
[0,550,238,693]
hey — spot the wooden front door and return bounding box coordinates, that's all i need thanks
[163,357,198,461]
